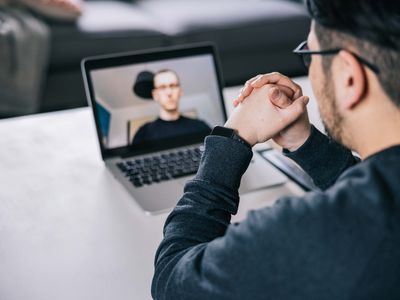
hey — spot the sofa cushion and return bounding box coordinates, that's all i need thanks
[49,1,166,68]
[138,0,308,39]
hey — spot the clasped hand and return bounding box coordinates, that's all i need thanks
[225,72,311,151]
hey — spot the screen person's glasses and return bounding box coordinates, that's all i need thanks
[293,40,380,74]
[154,83,180,91]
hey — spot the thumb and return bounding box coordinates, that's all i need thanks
[268,86,292,109]
[279,96,309,124]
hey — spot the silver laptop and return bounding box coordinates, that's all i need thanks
[82,44,286,215]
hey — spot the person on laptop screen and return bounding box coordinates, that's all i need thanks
[132,69,211,145]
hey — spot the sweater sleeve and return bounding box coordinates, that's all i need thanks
[152,135,253,299]
[283,125,360,190]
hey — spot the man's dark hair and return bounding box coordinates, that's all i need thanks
[306,0,400,107]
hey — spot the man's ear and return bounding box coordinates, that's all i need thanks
[337,50,367,110]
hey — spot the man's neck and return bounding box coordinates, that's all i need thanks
[159,110,180,121]
[348,98,400,159]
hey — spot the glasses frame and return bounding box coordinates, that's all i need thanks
[153,82,181,92]
[293,40,380,74]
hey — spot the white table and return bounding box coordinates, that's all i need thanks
[0,78,319,300]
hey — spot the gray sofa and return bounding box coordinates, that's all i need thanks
[8,0,311,115]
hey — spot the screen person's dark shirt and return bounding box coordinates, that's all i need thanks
[152,125,400,300]
[131,116,211,145]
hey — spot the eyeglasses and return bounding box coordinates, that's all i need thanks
[154,83,180,91]
[293,40,380,74]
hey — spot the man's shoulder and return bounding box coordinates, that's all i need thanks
[244,180,387,258]
[180,115,201,123]
[250,163,398,240]
[132,119,157,142]
[238,186,391,294]
[270,156,400,236]
[334,149,400,206]
[138,119,160,131]
[180,116,210,128]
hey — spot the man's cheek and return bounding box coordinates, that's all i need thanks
[309,69,323,105]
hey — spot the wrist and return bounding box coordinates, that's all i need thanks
[210,126,253,149]
[284,124,312,152]
[224,120,257,146]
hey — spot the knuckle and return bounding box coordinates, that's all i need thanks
[252,75,262,82]
[251,74,261,82]
[245,79,252,86]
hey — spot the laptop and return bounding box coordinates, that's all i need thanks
[82,43,287,215]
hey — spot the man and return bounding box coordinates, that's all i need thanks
[152,0,400,299]
[132,69,211,145]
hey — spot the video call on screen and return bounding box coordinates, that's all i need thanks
[90,54,225,150]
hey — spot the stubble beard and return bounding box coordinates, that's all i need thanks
[319,74,345,146]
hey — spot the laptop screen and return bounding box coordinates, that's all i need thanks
[84,45,227,158]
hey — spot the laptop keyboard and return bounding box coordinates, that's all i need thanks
[116,146,204,188]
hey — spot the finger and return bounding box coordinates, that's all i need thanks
[276,85,294,100]
[235,74,294,105]
[236,74,263,102]
[240,75,261,95]
[251,72,302,99]
[235,82,294,108]
[235,73,296,104]
[268,86,292,109]
[280,96,309,125]
[237,81,255,102]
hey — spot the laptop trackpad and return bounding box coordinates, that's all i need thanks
[239,152,287,194]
